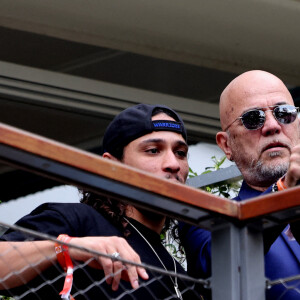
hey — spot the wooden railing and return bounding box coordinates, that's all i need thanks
[1,122,300,300]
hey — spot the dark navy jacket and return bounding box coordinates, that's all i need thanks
[180,181,300,299]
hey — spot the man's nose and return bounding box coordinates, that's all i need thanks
[261,110,281,136]
[162,151,180,173]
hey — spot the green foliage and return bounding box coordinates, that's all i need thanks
[189,155,241,198]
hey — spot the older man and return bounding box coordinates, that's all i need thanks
[180,70,300,299]
[0,104,202,299]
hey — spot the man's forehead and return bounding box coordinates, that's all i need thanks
[151,112,175,121]
[239,99,292,114]
[138,130,187,144]
[228,87,293,113]
[128,131,188,149]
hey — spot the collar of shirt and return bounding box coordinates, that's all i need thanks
[234,181,263,201]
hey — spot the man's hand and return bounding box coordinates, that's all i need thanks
[69,236,149,291]
[284,143,300,188]
[284,144,300,243]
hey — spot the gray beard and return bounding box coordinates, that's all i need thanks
[236,151,288,187]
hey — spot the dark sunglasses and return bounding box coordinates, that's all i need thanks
[224,105,299,131]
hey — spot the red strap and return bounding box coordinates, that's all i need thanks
[55,234,75,300]
[277,176,288,191]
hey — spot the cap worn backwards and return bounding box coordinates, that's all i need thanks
[102,104,187,156]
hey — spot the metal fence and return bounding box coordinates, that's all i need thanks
[0,221,205,300]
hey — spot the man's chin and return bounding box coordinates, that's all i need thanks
[256,157,288,181]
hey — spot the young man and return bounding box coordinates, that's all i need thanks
[0,104,201,299]
[180,70,300,299]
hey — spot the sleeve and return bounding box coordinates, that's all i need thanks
[179,222,211,279]
[0,203,77,241]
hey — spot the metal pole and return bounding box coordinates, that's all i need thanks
[211,222,265,300]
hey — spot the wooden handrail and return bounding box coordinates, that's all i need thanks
[1,122,300,224]
[238,186,300,220]
[0,122,237,219]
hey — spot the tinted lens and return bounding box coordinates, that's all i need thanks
[241,110,265,130]
[274,105,298,124]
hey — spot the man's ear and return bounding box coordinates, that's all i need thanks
[216,131,233,161]
[102,152,119,161]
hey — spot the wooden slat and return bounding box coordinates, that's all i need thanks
[0,122,238,218]
[238,186,300,220]
[1,121,300,223]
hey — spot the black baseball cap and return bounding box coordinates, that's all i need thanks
[102,104,187,157]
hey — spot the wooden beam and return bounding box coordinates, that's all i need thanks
[238,187,300,221]
[0,122,237,222]
[1,121,300,226]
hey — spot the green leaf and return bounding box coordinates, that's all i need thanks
[201,170,212,175]
[188,167,198,178]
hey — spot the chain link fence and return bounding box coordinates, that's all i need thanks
[0,222,206,300]
[2,221,300,299]
[266,274,300,299]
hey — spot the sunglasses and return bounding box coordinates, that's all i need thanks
[224,105,299,131]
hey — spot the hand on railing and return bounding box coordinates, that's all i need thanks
[0,236,148,292]
[68,236,148,291]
